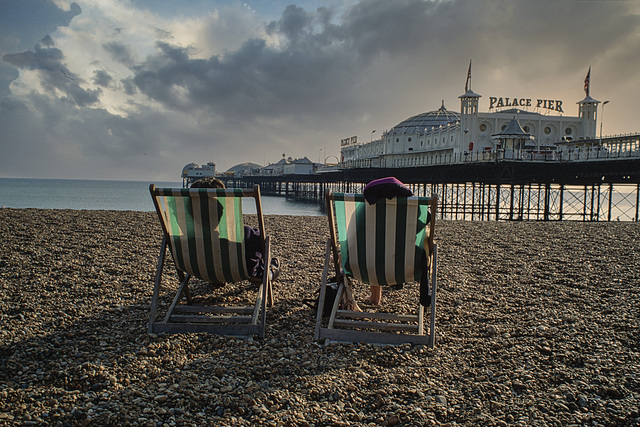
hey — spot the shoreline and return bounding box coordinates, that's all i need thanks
[1,209,638,425]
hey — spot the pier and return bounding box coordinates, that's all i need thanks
[219,134,640,222]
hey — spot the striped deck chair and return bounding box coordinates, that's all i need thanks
[314,190,438,347]
[148,184,273,338]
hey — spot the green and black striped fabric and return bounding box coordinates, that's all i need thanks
[333,193,430,286]
[153,188,250,283]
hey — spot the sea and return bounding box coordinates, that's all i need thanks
[0,178,325,216]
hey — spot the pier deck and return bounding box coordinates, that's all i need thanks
[219,135,640,222]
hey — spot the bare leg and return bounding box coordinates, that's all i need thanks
[365,285,382,305]
[341,277,362,312]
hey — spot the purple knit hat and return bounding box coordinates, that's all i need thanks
[363,177,413,205]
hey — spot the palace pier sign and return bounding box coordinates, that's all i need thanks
[489,96,564,113]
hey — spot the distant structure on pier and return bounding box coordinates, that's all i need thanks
[181,161,216,187]
[182,156,323,186]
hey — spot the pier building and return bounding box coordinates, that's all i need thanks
[340,72,600,168]
[181,161,216,187]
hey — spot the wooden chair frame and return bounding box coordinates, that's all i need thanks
[148,184,273,338]
[314,189,438,347]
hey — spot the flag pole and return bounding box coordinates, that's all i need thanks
[584,66,591,97]
[465,59,472,92]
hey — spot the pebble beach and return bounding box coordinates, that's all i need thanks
[1,208,639,426]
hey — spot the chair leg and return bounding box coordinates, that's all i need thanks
[163,273,191,323]
[251,265,267,327]
[149,236,168,333]
[250,236,271,338]
[429,244,438,348]
[327,279,345,329]
[250,278,267,338]
[417,301,425,335]
[265,237,274,307]
[174,269,192,304]
[259,277,268,339]
[314,239,332,341]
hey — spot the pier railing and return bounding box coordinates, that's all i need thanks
[341,144,640,169]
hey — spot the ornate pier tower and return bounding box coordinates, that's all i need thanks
[578,95,600,139]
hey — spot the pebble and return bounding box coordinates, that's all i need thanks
[1,209,639,425]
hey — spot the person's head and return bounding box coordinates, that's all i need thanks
[191,177,225,189]
[363,176,412,205]
[190,177,226,224]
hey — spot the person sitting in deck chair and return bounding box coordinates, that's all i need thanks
[360,177,426,306]
[191,177,280,282]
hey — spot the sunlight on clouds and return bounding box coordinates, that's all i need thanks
[70,1,163,59]
[7,0,288,119]
[5,69,40,99]
[169,4,270,59]
[47,0,284,117]
[42,1,172,115]
[96,85,143,116]
[170,11,223,59]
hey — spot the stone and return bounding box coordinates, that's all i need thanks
[1,211,638,426]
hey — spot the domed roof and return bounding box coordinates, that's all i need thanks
[226,162,262,173]
[389,101,460,135]
[182,163,199,173]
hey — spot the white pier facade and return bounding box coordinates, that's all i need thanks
[339,79,639,168]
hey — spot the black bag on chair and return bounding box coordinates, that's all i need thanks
[305,278,339,317]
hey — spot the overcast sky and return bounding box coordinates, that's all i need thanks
[1,0,639,181]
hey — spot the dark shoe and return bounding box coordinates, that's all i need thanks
[269,258,280,282]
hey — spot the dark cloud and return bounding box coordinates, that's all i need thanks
[93,70,113,87]
[103,41,137,67]
[271,5,313,42]
[60,83,101,107]
[3,36,101,107]
[0,0,81,98]
[130,6,362,124]
[156,42,191,63]
[3,37,64,71]
[121,77,138,96]
[125,0,640,134]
